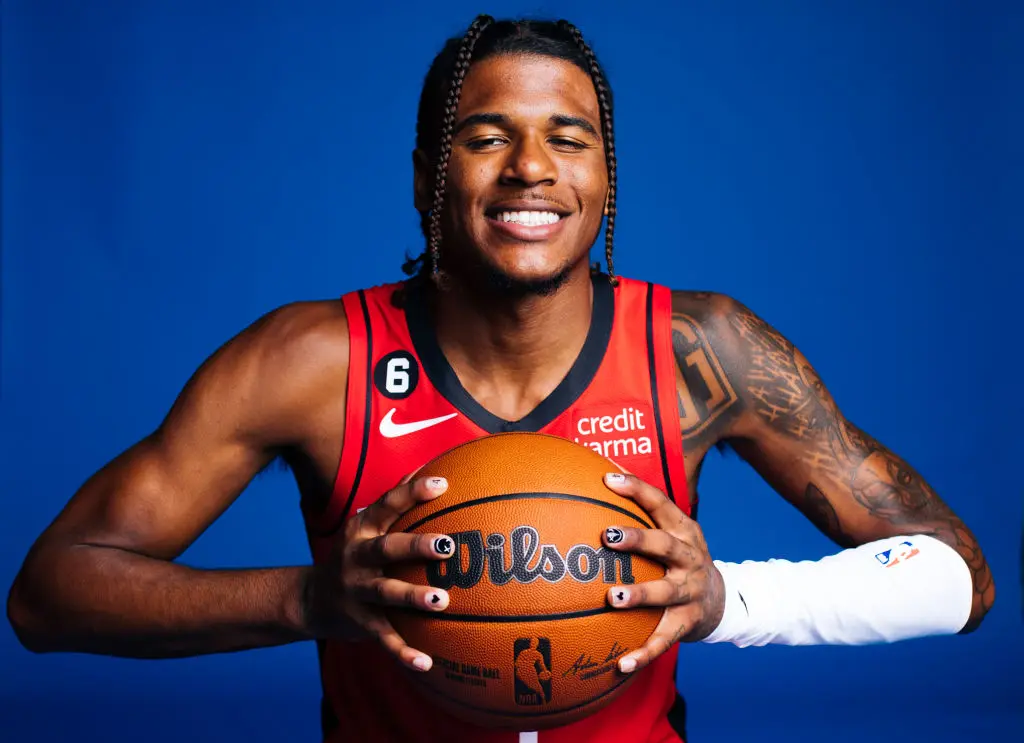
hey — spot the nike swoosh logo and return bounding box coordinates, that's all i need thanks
[379,408,458,438]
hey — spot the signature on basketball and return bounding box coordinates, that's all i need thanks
[562,642,628,681]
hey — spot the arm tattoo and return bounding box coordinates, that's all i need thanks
[671,311,741,451]
[848,441,995,625]
[730,309,835,443]
[798,483,855,548]
[728,306,994,628]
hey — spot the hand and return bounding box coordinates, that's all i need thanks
[601,472,725,674]
[303,475,454,672]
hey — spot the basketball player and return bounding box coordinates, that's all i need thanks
[7,16,994,743]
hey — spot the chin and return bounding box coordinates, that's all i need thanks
[481,264,573,298]
[439,232,590,298]
[477,251,583,298]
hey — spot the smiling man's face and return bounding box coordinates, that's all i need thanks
[415,53,608,295]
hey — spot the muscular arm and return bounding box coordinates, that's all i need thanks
[6,302,349,657]
[670,292,994,632]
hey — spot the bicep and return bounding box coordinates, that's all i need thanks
[40,441,266,560]
[33,303,346,560]
[37,362,277,560]
[716,301,971,546]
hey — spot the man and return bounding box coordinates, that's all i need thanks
[6,15,994,743]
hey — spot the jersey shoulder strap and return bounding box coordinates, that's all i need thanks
[619,278,690,513]
[304,283,400,537]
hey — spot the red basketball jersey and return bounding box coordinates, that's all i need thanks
[304,274,693,743]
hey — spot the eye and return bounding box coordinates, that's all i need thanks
[550,137,587,151]
[465,136,507,150]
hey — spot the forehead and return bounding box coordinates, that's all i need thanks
[456,54,600,122]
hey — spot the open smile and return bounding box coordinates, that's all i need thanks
[484,203,571,242]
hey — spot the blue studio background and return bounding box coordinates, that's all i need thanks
[2,1,1021,741]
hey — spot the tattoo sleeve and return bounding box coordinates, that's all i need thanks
[695,298,994,631]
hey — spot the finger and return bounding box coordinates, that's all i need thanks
[616,607,695,674]
[607,577,691,609]
[603,473,691,531]
[360,476,448,532]
[350,606,435,672]
[398,463,427,486]
[350,576,450,612]
[351,532,456,567]
[602,526,694,565]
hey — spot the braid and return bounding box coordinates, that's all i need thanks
[427,14,494,283]
[558,20,618,286]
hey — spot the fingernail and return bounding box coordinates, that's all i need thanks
[610,587,630,607]
[619,657,637,673]
[426,591,448,610]
[427,477,447,492]
[433,536,454,556]
[412,655,432,672]
[605,472,626,485]
[605,527,625,545]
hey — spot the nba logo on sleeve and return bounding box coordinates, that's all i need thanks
[875,540,920,568]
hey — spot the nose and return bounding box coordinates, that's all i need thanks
[499,134,558,187]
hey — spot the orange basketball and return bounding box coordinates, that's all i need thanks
[384,432,665,730]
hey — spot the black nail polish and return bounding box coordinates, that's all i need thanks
[605,527,625,545]
[430,593,441,604]
[434,536,454,555]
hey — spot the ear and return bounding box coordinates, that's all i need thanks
[413,149,433,213]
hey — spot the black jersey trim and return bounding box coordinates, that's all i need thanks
[326,290,374,536]
[668,691,688,741]
[646,283,676,505]
[404,274,615,434]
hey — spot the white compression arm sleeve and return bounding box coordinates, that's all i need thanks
[702,534,974,647]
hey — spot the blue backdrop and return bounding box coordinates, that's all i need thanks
[2,1,1021,741]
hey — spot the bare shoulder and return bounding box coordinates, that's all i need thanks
[669,289,737,321]
[237,299,350,381]
[669,289,829,441]
[669,289,765,348]
[669,288,803,388]
[167,299,351,446]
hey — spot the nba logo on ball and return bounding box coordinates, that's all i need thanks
[514,638,553,705]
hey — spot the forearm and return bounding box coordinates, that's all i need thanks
[8,544,313,658]
[702,534,974,647]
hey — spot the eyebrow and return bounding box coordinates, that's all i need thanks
[452,112,507,137]
[550,114,599,138]
[452,112,600,139]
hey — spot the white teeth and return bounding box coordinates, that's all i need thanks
[497,210,561,226]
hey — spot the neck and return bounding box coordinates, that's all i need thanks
[428,263,597,422]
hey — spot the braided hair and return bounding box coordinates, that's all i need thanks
[406,16,619,286]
